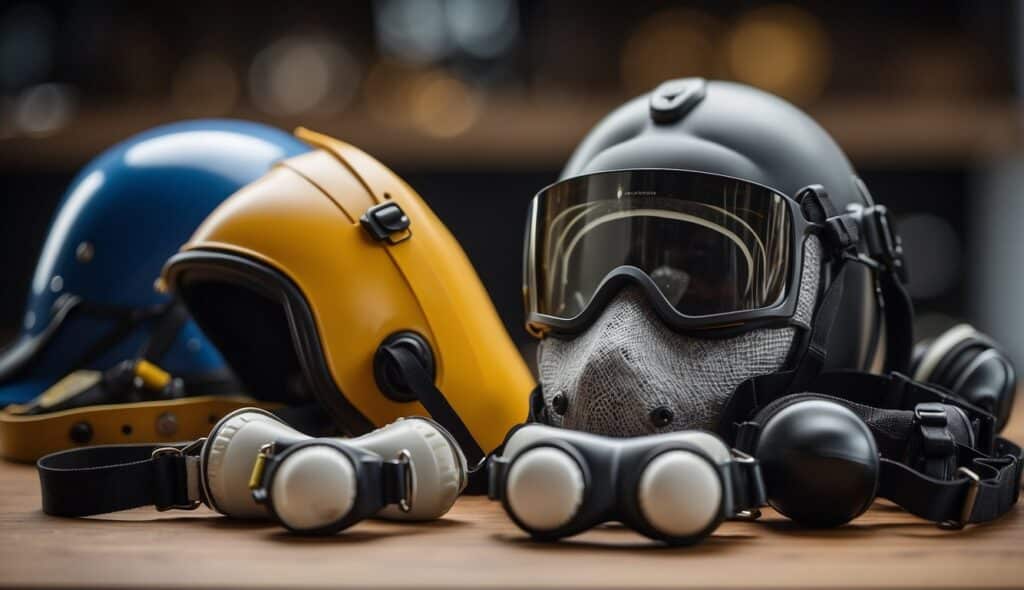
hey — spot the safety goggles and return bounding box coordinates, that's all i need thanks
[523,169,818,337]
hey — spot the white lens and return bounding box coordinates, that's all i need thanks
[637,450,722,538]
[506,446,584,532]
[271,446,357,531]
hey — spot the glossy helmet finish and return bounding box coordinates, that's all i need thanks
[557,78,881,370]
[163,129,535,464]
[0,120,310,406]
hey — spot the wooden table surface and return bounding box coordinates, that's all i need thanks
[2,406,1023,589]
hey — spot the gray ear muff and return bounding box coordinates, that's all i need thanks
[202,407,303,518]
[505,445,586,532]
[349,417,467,521]
[201,409,467,525]
[269,445,359,531]
[491,424,751,545]
[636,449,723,538]
[504,423,730,464]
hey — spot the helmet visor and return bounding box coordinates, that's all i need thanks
[526,170,795,332]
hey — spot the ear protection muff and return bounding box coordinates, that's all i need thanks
[488,424,764,545]
[747,396,880,527]
[912,324,1016,431]
[741,393,985,528]
[202,408,466,529]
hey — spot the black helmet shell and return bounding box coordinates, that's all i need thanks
[561,78,877,370]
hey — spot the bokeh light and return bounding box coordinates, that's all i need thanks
[363,58,421,128]
[249,34,361,116]
[620,9,721,96]
[172,53,240,117]
[375,0,450,64]
[448,0,519,59]
[13,82,76,137]
[725,4,831,105]
[409,70,481,138]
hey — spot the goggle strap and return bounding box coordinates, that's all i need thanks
[784,257,850,395]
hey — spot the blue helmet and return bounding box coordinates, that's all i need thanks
[0,119,310,406]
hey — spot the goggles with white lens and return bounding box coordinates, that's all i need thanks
[523,169,820,337]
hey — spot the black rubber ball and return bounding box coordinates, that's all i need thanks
[755,399,879,527]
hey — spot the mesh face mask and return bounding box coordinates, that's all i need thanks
[537,236,822,436]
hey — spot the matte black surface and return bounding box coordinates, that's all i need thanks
[754,399,879,527]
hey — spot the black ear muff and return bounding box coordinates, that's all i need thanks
[752,398,879,527]
[911,324,1016,431]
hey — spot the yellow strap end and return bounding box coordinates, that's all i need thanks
[134,360,171,390]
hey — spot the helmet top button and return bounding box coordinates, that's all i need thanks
[649,78,707,124]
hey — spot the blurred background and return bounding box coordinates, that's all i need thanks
[1,0,1023,365]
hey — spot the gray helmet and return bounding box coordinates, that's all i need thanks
[562,78,881,371]
[526,78,908,436]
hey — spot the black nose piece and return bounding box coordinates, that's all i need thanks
[373,331,436,403]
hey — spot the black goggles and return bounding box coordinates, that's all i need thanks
[523,169,821,337]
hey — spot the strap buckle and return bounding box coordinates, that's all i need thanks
[847,204,908,283]
[151,438,205,511]
[939,467,981,530]
[730,447,756,464]
[729,448,764,520]
[914,403,956,459]
[914,403,948,427]
[395,449,414,513]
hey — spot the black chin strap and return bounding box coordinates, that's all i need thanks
[878,268,914,374]
[376,344,486,471]
[879,437,1021,527]
[37,439,204,517]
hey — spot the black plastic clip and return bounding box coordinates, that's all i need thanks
[846,204,908,283]
[797,185,861,258]
[914,403,956,461]
[360,202,412,244]
[487,456,508,501]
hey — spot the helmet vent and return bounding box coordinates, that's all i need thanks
[649,78,706,124]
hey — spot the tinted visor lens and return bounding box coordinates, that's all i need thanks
[529,170,792,321]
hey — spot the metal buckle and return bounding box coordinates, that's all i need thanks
[939,467,981,530]
[730,448,756,464]
[150,438,205,511]
[729,448,763,521]
[395,449,414,513]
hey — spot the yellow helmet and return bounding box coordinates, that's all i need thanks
[162,129,534,464]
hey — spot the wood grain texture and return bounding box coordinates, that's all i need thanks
[2,401,1023,589]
